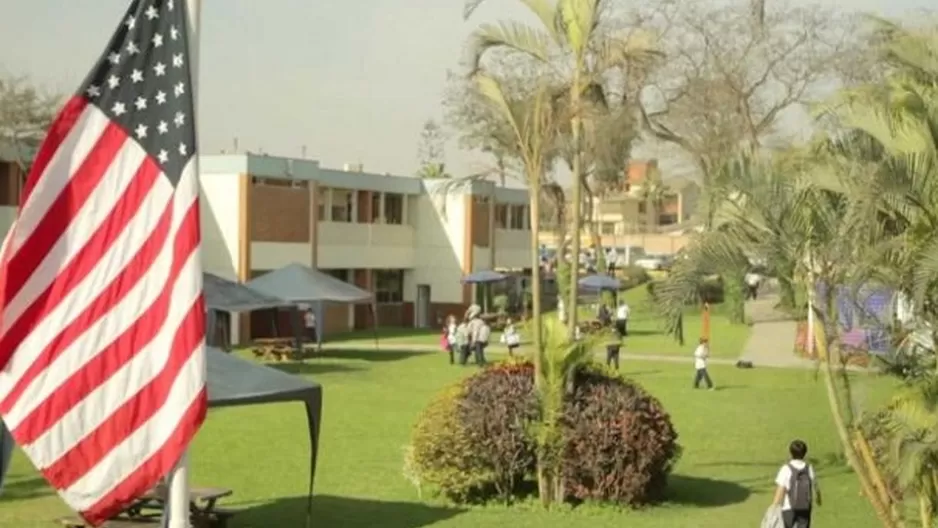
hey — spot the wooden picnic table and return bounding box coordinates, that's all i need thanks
[126,486,236,527]
[250,338,296,361]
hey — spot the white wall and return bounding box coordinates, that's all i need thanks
[199,173,241,280]
[251,241,312,270]
[317,223,415,269]
[405,193,465,304]
[493,229,532,269]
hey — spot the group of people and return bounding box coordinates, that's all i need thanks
[441,304,521,366]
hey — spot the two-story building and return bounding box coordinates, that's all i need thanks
[198,154,533,342]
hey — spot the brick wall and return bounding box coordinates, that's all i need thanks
[250,179,310,242]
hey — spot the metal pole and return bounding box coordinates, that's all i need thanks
[163,1,201,527]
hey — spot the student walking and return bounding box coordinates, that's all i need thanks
[472,319,491,365]
[456,319,471,365]
[615,301,630,336]
[745,270,763,300]
[693,337,714,390]
[772,440,821,528]
[501,319,520,357]
[605,328,623,370]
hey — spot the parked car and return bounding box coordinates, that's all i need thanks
[634,254,674,271]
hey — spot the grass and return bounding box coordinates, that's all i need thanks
[0,349,891,528]
[326,284,753,360]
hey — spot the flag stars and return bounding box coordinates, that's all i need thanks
[174,82,186,98]
[157,121,168,134]
[155,91,167,105]
[170,26,179,41]
[168,0,175,10]
[134,96,147,110]
[126,41,140,56]
[172,54,184,68]
[107,75,120,89]
[125,15,136,30]
[86,85,101,98]
[153,62,167,76]
[144,5,159,20]
[131,69,144,83]
[174,112,186,127]
[112,102,127,116]
[158,149,169,164]
[135,124,148,139]
[107,52,121,65]
[178,143,188,156]
[152,33,164,48]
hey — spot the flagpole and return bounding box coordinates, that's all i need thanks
[162,1,201,528]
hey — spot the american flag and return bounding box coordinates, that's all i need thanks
[0,0,206,524]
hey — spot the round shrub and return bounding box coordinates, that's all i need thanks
[409,362,681,507]
[619,265,651,289]
[410,385,490,501]
[562,367,681,505]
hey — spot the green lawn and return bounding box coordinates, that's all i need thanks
[0,350,890,528]
[327,285,753,360]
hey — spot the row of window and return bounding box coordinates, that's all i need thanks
[317,189,406,225]
[494,204,528,230]
[324,268,404,304]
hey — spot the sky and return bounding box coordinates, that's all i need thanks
[1,0,935,180]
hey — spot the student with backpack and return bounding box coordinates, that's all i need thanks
[772,439,821,528]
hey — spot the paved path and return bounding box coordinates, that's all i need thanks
[738,282,815,369]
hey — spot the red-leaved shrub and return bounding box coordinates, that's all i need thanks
[562,368,681,505]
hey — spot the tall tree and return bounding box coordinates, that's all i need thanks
[638,0,858,223]
[416,119,452,179]
[472,69,560,505]
[463,0,659,338]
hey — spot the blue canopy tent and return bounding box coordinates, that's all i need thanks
[461,270,509,314]
[578,274,621,292]
[246,263,376,352]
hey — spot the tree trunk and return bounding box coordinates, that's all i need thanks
[528,178,547,506]
[567,76,583,340]
[814,296,898,528]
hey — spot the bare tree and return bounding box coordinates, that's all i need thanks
[638,0,860,222]
[0,74,61,171]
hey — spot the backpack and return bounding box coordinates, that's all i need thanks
[787,464,813,510]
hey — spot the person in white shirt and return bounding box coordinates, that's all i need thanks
[772,440,821,528]
[615,302,630,337]
[303,308,317,344]
[745,271,763,300]
[693,337,714,390]
[444,315,458,365]
[501,319,520,357]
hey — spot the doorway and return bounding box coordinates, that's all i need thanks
[416,284,431,328]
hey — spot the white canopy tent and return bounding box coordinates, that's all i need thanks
[245,263,377,350]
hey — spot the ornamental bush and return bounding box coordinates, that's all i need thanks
[408,362,681,506]
[563,367,681,504]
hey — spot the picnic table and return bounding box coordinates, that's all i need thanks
[121,486,236,528]
[251,337,296,361]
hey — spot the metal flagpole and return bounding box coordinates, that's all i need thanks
[163,1,201,527]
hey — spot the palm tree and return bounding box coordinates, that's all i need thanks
[463,0,659,338]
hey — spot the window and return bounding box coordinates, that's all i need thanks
[600,222,616,235]
[495,204,508,229]
[509,205,526,230]
[658,213,678,226]
[371,192,381,223]
[385,193,404,225]
[374,269,404,303]
[331,189,353,222]
[325,269,350,282]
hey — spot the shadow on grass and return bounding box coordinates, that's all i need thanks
[267,362,363,376]
[0,476,53,501]
[238,494,464,528]
[666,475,751,507]
[326,328,439,344]
[313,349,427,363]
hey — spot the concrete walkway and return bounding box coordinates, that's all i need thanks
[738,283,815,369]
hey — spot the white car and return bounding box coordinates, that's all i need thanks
[634,255,673,271]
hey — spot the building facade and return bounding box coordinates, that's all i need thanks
[198,154,532,342]
[0,152,533,343]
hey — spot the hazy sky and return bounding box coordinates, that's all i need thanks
[1,0,934,179]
